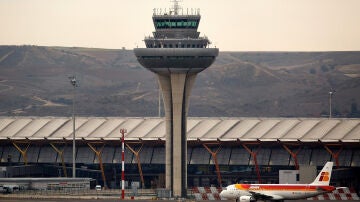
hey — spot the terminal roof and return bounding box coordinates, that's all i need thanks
[0,117,359,143]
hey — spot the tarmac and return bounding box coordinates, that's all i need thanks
[0,196,359,202]
[0,191,358,202]
[0,199,359,202]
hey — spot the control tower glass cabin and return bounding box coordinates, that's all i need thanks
[134,2,218,197]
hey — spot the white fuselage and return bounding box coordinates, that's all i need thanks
[220,184,335,201]
[220,162,336,201]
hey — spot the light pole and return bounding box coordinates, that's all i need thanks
[69,75,78,178]
[329,89,335,118]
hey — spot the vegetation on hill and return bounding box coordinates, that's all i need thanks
[0,45,359,118]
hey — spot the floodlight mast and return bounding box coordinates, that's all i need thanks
[69,75,78,178]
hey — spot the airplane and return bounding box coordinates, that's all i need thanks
[220,162,336,202]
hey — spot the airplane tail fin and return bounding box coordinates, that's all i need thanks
[310,162,333,186]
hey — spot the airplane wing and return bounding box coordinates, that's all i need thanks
[249,191,284,201]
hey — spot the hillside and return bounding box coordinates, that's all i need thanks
[0,45,359,117]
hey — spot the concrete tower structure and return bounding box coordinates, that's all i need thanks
[134,1,218,197]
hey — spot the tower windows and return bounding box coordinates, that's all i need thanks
[154,19,199,29]
[145,40,209,48]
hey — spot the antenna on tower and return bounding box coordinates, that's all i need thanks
[171,0,182,15]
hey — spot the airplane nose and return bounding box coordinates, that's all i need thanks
[219,190,227,198]
[220,186,230,198]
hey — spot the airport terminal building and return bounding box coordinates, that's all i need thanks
[0,116,359,192]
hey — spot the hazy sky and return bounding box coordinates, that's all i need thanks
[1,0,360,51]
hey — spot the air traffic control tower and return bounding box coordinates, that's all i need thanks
[134,1,218,197]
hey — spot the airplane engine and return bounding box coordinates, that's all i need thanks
[239,195,256,202]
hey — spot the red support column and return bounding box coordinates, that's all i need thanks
[241,143,262,183]
[125,142,145,188]
[323,144,343,168]
[86,141,107,189]
[281,143,301,170]
[202,142,222,187]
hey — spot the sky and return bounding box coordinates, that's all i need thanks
[1,0,360,51]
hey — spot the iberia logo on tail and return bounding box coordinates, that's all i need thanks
[319,171,330,181]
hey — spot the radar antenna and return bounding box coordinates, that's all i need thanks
[171,0,182,15]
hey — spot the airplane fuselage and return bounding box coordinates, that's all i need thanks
[220,162,335,201]
[220,183,335,201]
